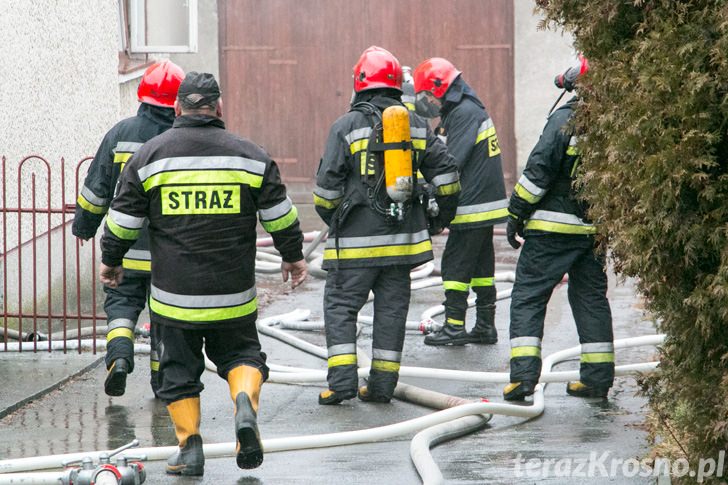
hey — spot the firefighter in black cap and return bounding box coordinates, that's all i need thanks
[100,71,307,476]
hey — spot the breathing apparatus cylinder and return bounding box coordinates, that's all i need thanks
[382,105,413,203]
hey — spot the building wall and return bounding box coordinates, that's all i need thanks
[514,2,576,173]
[0,1,120,164]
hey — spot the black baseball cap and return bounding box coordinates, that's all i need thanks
[177,71,221,108]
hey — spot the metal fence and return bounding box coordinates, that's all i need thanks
[1,155,106,353]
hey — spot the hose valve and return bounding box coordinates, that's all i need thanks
[419,318,443,335]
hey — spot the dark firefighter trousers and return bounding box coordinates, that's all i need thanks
[509,234,614,389]
[324,265,411,399]
[441,226,496,327]
[104,273,160,392]
[156,322,269,404]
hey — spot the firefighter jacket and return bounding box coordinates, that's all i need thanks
[101,115,304,329]
[509,97,595,236]
[73,103,176,275]
[314,93,460,270]
[437,77,508,230]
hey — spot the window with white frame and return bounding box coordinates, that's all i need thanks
[119,0,198,61]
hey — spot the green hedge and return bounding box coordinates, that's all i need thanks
[536,0,728,478]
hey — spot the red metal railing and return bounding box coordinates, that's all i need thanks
[1,155,104,353]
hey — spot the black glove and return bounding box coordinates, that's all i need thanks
[427,215,444,236]
[506,216,524,249]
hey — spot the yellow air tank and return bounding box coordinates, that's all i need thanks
[382,105,413,203]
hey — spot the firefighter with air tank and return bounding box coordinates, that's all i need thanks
[314,46,460,405]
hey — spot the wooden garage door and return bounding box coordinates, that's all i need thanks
[219,0,515,187]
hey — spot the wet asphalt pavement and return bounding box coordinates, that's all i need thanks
[0,209,659,484]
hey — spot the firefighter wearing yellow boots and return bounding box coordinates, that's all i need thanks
[314,46,460,405]
[73,60,184,397]
[100,72,307,475]
[503,55,615,401]
[412,58,508,346]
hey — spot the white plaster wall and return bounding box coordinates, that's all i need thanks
[0,0,121,251]
[514,2,576,172]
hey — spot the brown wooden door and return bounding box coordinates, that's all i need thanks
[219,0,515,187]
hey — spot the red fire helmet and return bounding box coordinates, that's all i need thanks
[137,60,185,107]
[413,58,461,99]
[353,46,403,93]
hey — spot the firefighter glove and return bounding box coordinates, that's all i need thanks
[506,215,524,249]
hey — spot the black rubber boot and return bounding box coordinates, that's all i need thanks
[468,303,498,344]
[424,323,470,346]
[503,381,537,401]
[318,388,356,405]
[566,381,609,398]
[235,393,264,469]
[104,358,130,397]
[166,435,205,476]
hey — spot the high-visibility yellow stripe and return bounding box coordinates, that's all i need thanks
[470,277,494,287]
[451,207,509,225]
[77,194,107,215]
[446,318,464,326]
[313,193,341,209]
[514,183,542,204]
[511,347,541,358]
[350,139,369,154]
[150,360,160,371]
[443,281,469,292]
[525,220,597,235]
[475,126,497,145]
[122,258,151,271]
[371,360,401,372]
[412,139,426,150]
[404,102,415,111]
[261,206,298,233]
[328,354,357,368]
[113,152,133,164]
[150,296,257,322]
[436,181,461,196]
[105,217,140,241]
[142,170,264,192]
[323,240,431,260]
[580,352,615,363]
[106,327,134,342]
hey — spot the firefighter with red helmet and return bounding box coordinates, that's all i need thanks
[73,60,184,398]
[314,46,460,405]
[503,55,614,401]
[413,58,508,346]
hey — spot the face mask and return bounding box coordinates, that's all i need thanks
[415,92,440,118]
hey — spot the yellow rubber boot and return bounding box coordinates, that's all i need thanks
[166,397,204,476]
[227,366,264,469]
